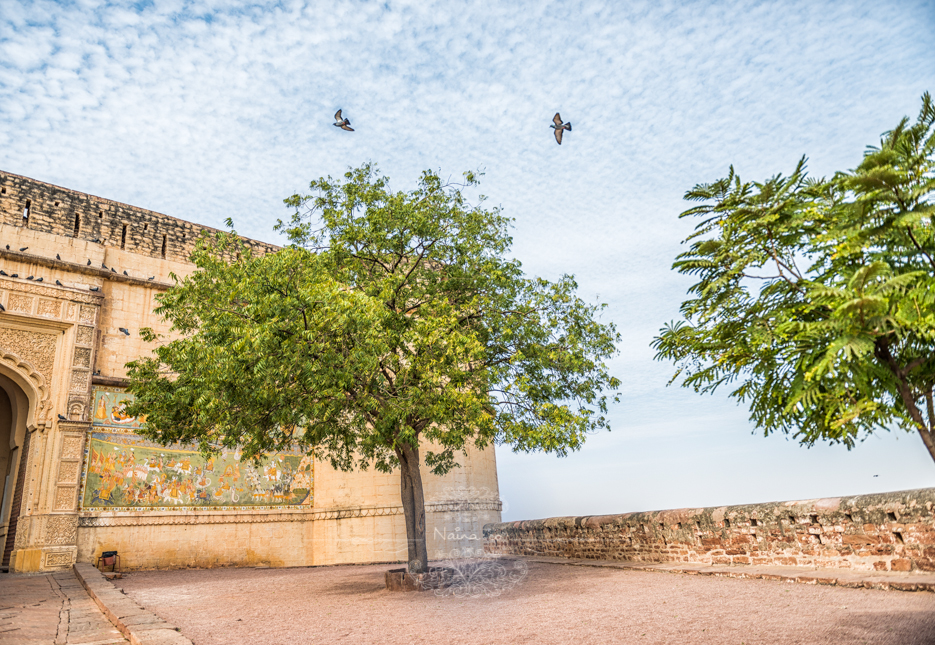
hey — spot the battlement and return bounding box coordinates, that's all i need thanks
[0,171,277,263]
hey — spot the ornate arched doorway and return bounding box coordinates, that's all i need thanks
[0,372,31,569]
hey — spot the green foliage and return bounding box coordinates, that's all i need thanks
[653,93,935,461]
[126,164,621,476]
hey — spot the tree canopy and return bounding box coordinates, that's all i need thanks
[653,93,935,464]
[126,164,620,572]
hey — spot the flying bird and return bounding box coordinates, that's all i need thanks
[551,113,572,145]
[119,327,130,336]
[333,109,354,131]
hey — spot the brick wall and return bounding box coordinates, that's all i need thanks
[484,488,935,573]
[0,171,276,264]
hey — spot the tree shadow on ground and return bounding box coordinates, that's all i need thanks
[831,609,935,644]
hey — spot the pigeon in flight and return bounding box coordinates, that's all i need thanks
[119,327,130,336]
[333,109,354,132]
[551,113,572,145]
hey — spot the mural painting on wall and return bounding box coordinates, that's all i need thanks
[80,387,313,510]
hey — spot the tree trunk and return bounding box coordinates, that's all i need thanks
[397,442,429,574]
[874,340,935,464]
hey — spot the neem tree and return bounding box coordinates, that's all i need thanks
[653,93,935,464]
[126,164,620,573]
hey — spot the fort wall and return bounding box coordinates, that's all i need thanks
[0,170,501,572]
[484,488,935,573]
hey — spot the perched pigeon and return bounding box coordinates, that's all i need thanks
[89,286,100,292]
[56,254,61,260]
[0,302,4,312]
[551,112,572,145]
[35,277,43,282]
[0,270,7,276]
[111,267,116,273]
[148,276,155,281]
[87,259,92,266]
[19,246,28,252]
[4,245,8,250]
[102,263,108,269]
[56,280,63,286]
[333,109,354,132]
[26,276,34,281]
[91,238,101,243]
[123,270,128,276]
[10,274,17,278]
[118,327,130,336]
[58,414,66,421]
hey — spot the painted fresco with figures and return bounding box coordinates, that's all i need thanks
[80,387,313,510]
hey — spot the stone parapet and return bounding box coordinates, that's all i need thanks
[483,488,935,573]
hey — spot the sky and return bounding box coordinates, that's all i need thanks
[2,0,935,522]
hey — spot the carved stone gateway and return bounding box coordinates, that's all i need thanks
[0,170,502,572]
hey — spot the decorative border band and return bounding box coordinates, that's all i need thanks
[77,500,502,527]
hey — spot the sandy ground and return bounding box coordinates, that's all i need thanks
[115,559,935,645]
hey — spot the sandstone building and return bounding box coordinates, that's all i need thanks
[0,170,501,573]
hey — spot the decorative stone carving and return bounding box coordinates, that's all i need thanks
[79,305,97,325]
[76,326,94,346]
[44,551,73,567]
[0,279,101,305]
[14,521,29,549]
[73,347,91,368]
[69,370,89,393]
[7,293,33,314]
[0,327,57,384]
[67,399,86,421]
[65,302,78,321]
[61,435,83,459]
[57,462,80,484]
[53,487,76,511]
[37,299,61,318]
[44,515,78,545]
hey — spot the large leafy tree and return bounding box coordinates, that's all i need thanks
[126,164,620,573]
[653,93,935,464]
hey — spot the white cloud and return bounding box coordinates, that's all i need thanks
[1,0,934,518]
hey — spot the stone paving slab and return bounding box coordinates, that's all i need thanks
[72,565,189,645]
[520,555,935,591]
[0,571,126,645]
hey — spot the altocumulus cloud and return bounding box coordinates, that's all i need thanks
[1,0,935,518]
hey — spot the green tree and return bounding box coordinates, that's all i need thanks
[126,164,620,573]
[652,93,935,464]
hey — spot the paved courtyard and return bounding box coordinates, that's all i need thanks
[115,559,935,645]
[0,571,126,645]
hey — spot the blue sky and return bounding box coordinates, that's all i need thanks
[2,0,935,521]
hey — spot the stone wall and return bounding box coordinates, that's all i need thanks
[0,171,275,264]
[0,169,503,572]
[484,488,935,573]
